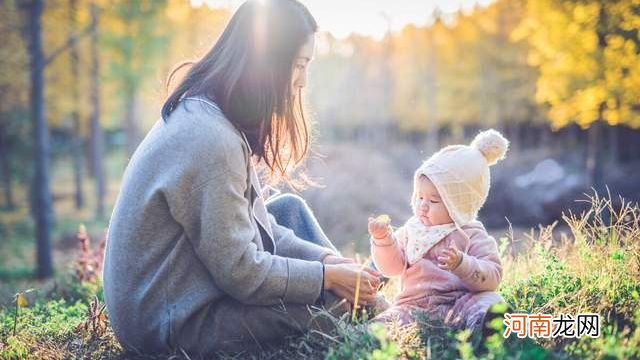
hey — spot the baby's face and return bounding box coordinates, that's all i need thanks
[414,176,453,226]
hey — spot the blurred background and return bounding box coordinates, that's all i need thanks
[0,0,639,283]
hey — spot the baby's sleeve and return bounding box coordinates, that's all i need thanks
[451,230,502,292]
[371,226,408,277]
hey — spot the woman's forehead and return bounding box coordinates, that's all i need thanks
[297,36,315,61]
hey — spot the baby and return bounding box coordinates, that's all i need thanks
[368,129,509,332]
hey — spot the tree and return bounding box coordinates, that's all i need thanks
[514,0,640,189]
[69,0,85,209]
[18,0,96,277]
[0,0,29,211]
[102,0,168,157]
[473,0,539,152]
[89,1,105,218]
[23,0,55,278]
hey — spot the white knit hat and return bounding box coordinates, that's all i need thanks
[414,129,509,234]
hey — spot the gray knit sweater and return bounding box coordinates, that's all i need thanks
[103,97,331,352]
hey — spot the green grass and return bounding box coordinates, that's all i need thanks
[1,192,639,359]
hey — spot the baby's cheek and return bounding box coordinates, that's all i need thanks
[436,206,451,220]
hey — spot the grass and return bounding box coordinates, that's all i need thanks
[1,191,639,359]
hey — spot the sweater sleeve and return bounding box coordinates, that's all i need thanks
[268,212,334,261]
[174,135,323,306]
[451,230,503,292]
[371,226,408,277]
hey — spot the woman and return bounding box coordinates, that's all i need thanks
[103,0,381,355]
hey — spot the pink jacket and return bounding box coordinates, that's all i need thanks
[371,219,504,328]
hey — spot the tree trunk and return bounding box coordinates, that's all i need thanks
[451,123,465,144]
[567,124,580,151]
[89,2,105,218]
[540,124,551,148]
[508,122,520,155]
[69,0,84,209]
[26,0,54,278]
[0,121,15,210]
[587,5,607,194]
[586,117,605,192]
[608,124,618,165]
[425,125,439,155]
[124,89,140,157]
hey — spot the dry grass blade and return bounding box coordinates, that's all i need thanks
[352,254,363,322]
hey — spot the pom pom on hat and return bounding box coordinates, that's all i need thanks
[470,129,509,165]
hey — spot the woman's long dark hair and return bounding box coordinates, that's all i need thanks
[162,0,317,182]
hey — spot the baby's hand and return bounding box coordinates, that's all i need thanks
[437,245,463,271]
[368,215,392,241]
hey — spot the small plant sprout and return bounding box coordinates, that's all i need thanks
[12,289,35,336]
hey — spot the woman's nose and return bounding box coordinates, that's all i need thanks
[296,71,308,89]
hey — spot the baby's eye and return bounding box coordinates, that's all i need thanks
[418,196,424,200]
[430,199,440,204]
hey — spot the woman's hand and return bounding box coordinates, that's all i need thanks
[437,245,463,271]
[368,216,392,241]
[322,254,355,265]
[324,263,382,306]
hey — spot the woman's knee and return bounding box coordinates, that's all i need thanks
[268,193,308,214]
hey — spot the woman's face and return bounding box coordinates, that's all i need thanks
[291,35,315,98]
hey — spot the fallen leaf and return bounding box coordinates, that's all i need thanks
[16,294,27,308]
[376,214,391,224]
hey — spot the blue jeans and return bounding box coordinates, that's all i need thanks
[267,194,385,279]
[265,193,340,256]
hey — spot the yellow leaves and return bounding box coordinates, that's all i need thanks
[165,0,192,23]
[546,85,605,129]
[78,223,87,236]
[510,17,536,43]
[376,214,391,225]
[388,1,538,129]
[548,103,575,130]
[0,1,28,111]
[604,108,621,126]
[521,0,640,130]
[576,85,606,120]
[12,291,31,336]
[14,289,35,309]
[15,293,28,309]
[572,3,598,25]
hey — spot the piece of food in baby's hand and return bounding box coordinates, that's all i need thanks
[376,214,391,224]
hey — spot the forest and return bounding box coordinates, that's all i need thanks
[1,0,639,358]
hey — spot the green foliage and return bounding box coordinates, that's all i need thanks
[0,277,116,359]
[0,298,87,358]
[102,0,169,95]
[499,244,584,311]
[323,322,402,360]
[565,309,640,359]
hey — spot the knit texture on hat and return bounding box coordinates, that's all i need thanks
[415,129,509,228]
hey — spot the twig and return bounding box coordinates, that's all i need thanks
[12,294,18,336]
[42,17,95,68]
[352,254,363,321]
[351,254,373,322]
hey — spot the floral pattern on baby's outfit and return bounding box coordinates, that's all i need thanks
[404,216,456,265]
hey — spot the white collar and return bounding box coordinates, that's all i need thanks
[404,217,456,265]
